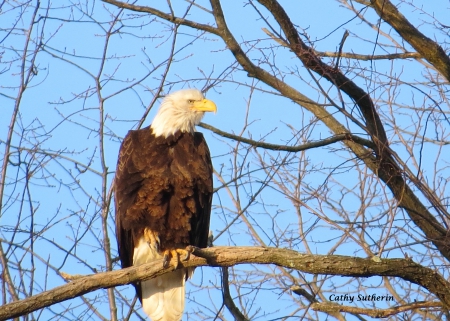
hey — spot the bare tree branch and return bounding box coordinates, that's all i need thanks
[368,0,450,81]
[221,267,249,321]
[199,122,376,151]
[262,27,422,60]
[311,301,443,318]
[1,247,450,320]
[101,0,219,35]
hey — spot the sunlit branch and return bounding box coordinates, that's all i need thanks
[1,247,450,320]
[317,51,421,61]
[311,301,443,318]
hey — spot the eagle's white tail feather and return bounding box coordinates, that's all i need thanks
[133,237,187,321]
[141,269,185,321]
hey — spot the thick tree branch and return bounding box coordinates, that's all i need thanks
[369,0,450,82]
[1,247,450,320]
[311,301,443,318]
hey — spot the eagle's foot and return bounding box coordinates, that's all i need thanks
[162,246,194,269]
[143,228,160,251]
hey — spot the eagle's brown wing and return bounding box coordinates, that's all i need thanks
[189,132,213,248]
[114,129,143,297]
[115,126,172,266]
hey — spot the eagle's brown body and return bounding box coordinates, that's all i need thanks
[115,126,213,320]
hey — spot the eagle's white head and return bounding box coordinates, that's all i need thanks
[151,89,217,138]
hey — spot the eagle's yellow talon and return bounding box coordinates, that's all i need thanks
[162,247,194,269]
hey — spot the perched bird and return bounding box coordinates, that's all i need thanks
[114,89,216,321]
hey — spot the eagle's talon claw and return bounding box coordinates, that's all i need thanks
[180,246,194,261]
[182,251,189,261]
[163,253,171,269]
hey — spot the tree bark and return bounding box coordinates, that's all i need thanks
[1,246,450,320]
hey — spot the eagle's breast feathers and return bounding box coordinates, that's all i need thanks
[115,128,212,252]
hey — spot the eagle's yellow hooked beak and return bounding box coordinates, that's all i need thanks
[191,99,217,113]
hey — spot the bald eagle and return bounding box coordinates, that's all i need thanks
[114,89,216,321]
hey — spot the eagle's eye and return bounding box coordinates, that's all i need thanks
[188,99,195,104]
